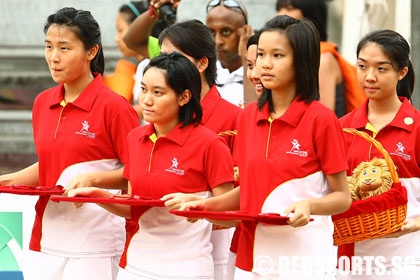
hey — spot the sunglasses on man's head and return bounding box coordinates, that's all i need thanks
[206,0,248,25]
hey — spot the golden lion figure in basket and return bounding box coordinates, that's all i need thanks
[348,158,393,201]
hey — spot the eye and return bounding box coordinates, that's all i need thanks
[257,52,263,58]
[154,90,163,96]
[247,62,254,70]
[140,86,147,93]
[362,170,367,176]
[222,29,232,36]
[357,63,366,70]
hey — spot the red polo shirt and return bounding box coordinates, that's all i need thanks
[201,85,242,153]
[30,74,139,253]
[235,99,348,272]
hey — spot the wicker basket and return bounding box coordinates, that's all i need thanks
[332,128,407,246]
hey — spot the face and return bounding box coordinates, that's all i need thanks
[206,5,245,69]
[115,13,138,58]
[44,24,95,84]
[140,67,184,126]
[277,6,304,19]
[246,44,263,96]
[160,39,197,65]
[357,42,407,101]
[160,38,206,80]
[256,31,295,94]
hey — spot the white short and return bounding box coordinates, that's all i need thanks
[211,228,235,280]
[226,251,237,280]
[22,250,120,280]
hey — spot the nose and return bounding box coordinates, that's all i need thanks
[213,32,223,46]
[365,68,376,82]
[48,48,60,63]
[257,56,271,70]
[141,91,152,106]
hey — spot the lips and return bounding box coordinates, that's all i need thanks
[364,86,379,93]
[261,73,274,81]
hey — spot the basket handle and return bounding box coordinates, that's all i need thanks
[218,130,237,136]
[343,128,399,183]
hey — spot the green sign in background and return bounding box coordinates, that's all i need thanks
[0,212,23,279]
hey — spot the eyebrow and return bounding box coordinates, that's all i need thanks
[44,39,72,44]
[358,57,391,65]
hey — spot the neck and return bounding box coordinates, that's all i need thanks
[222,56,242,73]
[367,95,402,130]
[201,82,211,100]
[270,87,296,118]
[368,95,402,115]
[153,119,180,138]
[63,73,95,103]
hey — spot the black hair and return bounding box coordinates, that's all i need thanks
[257,15,320,111]
[275,0,328,41]
[158,19,217,87]
[119,1,171,38]
[144,52,203,127]
[44,7,104,75]
[246,32,259,50]
[357,29,415,101]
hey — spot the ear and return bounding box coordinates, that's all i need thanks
[398,66,408,81]
[87,44,99,61]
[196,57,209,74]
[178,90,191,106]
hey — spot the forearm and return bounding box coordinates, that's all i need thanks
[205,187,240,211]
[68,187,131,218]
[0,162,39,186]
[89,168,128,190]
[123,10,156,57]
[309,191,351,216]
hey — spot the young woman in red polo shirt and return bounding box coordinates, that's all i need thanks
[0,7,139,280]
[179,15,352,280]
[69,53,235,280]
[338,29,420,280]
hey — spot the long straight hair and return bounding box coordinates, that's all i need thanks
[257,15,320,112]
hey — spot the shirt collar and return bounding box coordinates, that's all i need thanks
[48,74,103,112]
[350,97,415,133]
[139,122,196,146]
[215,61,243,84]
[256,97,309,127]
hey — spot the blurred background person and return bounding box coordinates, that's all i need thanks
[205,0,257,107]
[105,0,172,121]
[276,0,365,117]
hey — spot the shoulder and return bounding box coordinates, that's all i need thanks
[307,100,337,117]
[191,124,221,140]
[218,97,243,114]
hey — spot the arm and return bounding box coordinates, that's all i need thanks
[285,171,351,227]
[123,9,157,58]
[319,52,342,111]
[0,162,39,186]
[178,186,240,212]
[67,184,132,218]
[164,183,239,227]
[64,167,128,194]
